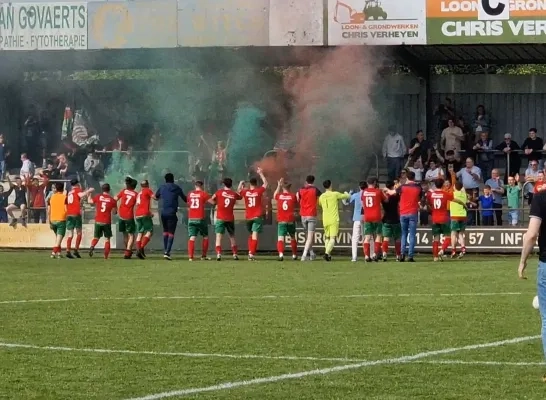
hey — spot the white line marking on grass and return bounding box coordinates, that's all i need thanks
[123,335,540,400]
[0,292,527,305]
[415,360,546,366]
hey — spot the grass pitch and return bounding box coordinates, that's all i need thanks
[0,252,544,399]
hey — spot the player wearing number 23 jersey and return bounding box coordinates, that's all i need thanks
[187,181,211,261]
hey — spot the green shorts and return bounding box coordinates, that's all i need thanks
[188,219,209,237]
[135,216,154,234]
[246,217,263,234]
[450,220,466,232]
[66,215,82,231]
[278,222,296,237]
[118,218,136,234]
[94,223,113,239]
[432,223,451,236]
[50,221,66,237]
[382,223,401,239]
[363,222,382,236]
[215,220,235,235]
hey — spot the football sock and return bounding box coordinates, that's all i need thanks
[104,241,111,258]
[142,236,150,249]
[75,233,82,250]
[277,240,284,255]
[202,238,209,257]
[382,240,389,254]
[395,240,401,256]
[432,241,439,257]
[66,237,72,252]
[363,243,370,257]
[290,239,298,255]
[188,240,195,258]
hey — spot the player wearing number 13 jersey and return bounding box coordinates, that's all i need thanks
[239,167,268,261]
[361,178,385,262]
[274,179,298,261]
[87,183,117,259]
[187,181,211,261]
[115,177,138,259]
[209,178,242,261]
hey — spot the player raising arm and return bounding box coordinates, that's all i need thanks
[239,167,268,260]
[65,178,94,259]
[318,180,350,261]
[48,182,68,259]
[187,180,211,261]
[135,180,156,260]
[87,183,117,259]
[297,175,322,261]
[115,177,138,259]
[362,178,384,262]
[274,178,298,261]
[208,178,242,261]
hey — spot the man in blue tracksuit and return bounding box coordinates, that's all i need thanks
[155,173,187,260]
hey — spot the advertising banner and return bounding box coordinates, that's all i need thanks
[88,0,177,49]
[427,0,546,44]
[0,223,115,249]
[328,0,426,45]
[0,2,87,50]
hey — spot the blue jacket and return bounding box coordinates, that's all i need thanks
[156,183,187,216]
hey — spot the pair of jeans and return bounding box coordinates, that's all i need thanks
[400,214,417,258]
[537,262,546,362]
[387,157,404,181]
[493,202,503,226]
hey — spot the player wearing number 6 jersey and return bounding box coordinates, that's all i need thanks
[87,183,117,259]
[115,177,138,259]
[239,167,268,261]
[135,180,156,259]
[65,179,94,259]
[187,181,211,261]
[208,178,242,261]
[274,178,298,261]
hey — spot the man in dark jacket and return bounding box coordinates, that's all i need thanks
[496,133,521,184]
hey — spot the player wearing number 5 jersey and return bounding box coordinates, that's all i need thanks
[115,177,138,259]
[362,178,385,262]
[208,178,242,261]
[318,180,350,261]
[87,183,117,259]
[187,181,211,261]
[239,167,268,261]
[65,178,94,259]
[274,178,298,261]
[135,180,156,260]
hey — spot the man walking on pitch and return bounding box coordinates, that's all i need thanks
[297,175,322,261]
[48,182,67,259]
[318,180,350,261]
[518,188,546,381]
[115,177,138,259]
[87,183,117,259]
[65,179,93,259]
[381,181,402,262]
[135,180,156,259]
[239,167,268,260]
[155,173,187,260]
[274,178,298,261]
[209,178,242,261]
[396,171,422,262]
[187,180,211,261]
[362,178,384,262]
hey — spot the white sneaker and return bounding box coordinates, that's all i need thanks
[310,253,316,261]
[351,259,357,262]
[301,256,307,261]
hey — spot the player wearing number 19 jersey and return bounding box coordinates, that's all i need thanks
[239,167,268,260]
[187,181,211,261]
[88,183,117,259]
[427,179,454,261]
[115,177,138,259]
[209,178,242,261]
[274,179,298,261]
[361,178,385,262]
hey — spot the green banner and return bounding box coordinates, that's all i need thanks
[427,17,546,44]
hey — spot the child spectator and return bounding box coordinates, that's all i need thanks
[506,174,522,226]
[479,185,495,226]
[425,159,444,182]
[407,158,424,183]
[467,188,479,226]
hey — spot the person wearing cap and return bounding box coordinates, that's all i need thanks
[496,133,521,184]
[382,127,407,181]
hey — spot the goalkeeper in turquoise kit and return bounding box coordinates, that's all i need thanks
[318,180,350,261]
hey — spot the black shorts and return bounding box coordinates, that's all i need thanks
[161,214,178,234]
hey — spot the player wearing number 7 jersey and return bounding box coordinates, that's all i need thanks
[187,180,211,261]
[114,177,138,259]
[208,178,242,261]
[65,178,94,259]
[87,183,117,259]
[239,167,268,261]
[274,178,298,261]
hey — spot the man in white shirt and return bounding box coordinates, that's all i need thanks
[382,128,407,181]
[20,153,34,179]
[441,119,464,160]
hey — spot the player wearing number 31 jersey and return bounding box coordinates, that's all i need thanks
[187,181,211,261]
[209,178,242,261]
[87,183,117,259]
[239,167,268,261]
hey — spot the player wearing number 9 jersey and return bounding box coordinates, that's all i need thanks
[239,167,268,261]
[65,179,94,259]
[115,177,138,259]
[87,183,117,259]
[209,178,242,261]
[135,180,156,259]
[274,178,298,261]
[187,181,211,261]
